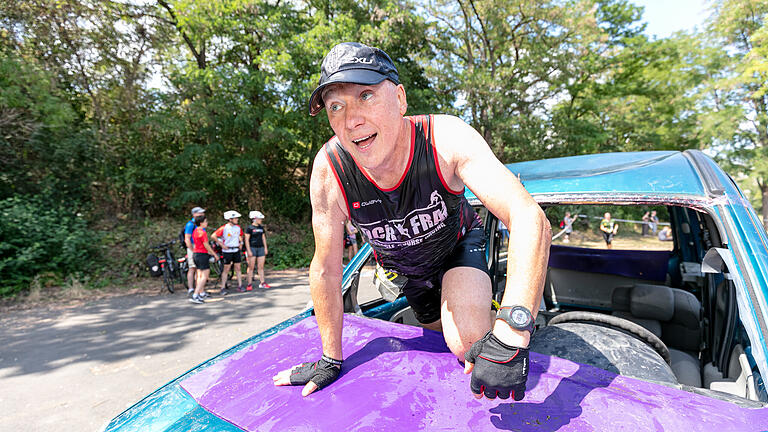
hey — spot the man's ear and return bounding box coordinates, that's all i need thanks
[396,84,408,116]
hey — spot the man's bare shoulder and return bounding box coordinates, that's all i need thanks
[310,143,348,218]
[310,144,332,181]
[432,114,487,156]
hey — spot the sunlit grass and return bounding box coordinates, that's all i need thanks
[552,224,672,251]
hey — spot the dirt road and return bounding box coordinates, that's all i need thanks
[0,269,312,432]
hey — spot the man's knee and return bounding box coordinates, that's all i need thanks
[421,319,442,332]
[444,326,487,360]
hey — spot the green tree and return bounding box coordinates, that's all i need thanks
[705,0,768,228]
[423,0,700,162]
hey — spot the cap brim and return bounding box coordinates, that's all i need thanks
[309,69,389,116]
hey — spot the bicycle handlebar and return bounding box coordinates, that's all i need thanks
[151,239,178,250]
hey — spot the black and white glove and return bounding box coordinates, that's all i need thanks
[289,355,342,390]
[465,331,529,400]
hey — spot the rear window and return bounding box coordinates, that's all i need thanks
[544,205,673,251]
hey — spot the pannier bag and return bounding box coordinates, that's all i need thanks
[146,253,162,277]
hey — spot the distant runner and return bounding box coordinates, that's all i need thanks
[600,212,619,249]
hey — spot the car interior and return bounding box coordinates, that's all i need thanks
[339,204,767,407]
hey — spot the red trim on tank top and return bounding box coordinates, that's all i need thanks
[353,118,415,192]
[430,114,464,195]
[324,142,350,212]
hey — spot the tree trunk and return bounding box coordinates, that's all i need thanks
[762,180,768,231]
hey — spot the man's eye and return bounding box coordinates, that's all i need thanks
[330,103,342,112]
[361,92,373,101]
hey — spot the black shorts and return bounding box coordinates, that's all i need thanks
[222,251,242,264]
[193,252,210,270]
[602,232,614,244]
[401,226,489,324]
[249,246,265,258]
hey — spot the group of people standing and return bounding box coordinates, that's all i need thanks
[182,206,270,304]
[641,211,660,236]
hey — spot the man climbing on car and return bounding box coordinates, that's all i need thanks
[273,42,551,401]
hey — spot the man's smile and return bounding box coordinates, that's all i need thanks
[352,133,377,150]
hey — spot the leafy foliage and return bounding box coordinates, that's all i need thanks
[1,0,766,293]
[704,0,768,227]
[0,195,95,295]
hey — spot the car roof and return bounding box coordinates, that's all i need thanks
[464,151,708,202]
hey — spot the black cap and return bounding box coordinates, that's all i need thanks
[309,42,400,116]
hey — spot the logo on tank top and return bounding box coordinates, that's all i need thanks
[358,191,448,248]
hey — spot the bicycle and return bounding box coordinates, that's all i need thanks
[208,240,224,279]
[151,240,186,294]
[176,242,190,289]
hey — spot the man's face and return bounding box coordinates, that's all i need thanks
[193,212,204,218]
[230,217,239,224]
[323,81,407,170]
[605,213,611,220]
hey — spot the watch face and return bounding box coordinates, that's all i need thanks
[511,309,529,326]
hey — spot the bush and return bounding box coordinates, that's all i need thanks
[0,195,95,296]
[94,217,186,282]
[266,222,314,270]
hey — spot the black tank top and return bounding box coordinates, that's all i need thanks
[324,114,481,279]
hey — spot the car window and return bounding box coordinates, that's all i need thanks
[545,205,673,251]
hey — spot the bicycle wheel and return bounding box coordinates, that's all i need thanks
[210,257,223,279]
[178,259,188,289]
[162,263,175,294]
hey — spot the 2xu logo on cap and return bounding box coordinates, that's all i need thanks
[349,57,373,64]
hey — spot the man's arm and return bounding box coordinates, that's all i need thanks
[185,233,193,250]
[204,237,217,257]
[308,151,348,361]
[244,231,251,257]
[433,114,551,348]
[272,149,347,396]
[213,227,226,248]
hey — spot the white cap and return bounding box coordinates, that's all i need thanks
[224,210,241,220]
[249,210,265,220]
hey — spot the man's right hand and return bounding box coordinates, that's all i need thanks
[464,331,529,400]
[272,355,342,397]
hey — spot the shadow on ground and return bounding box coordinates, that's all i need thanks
[0,273,310,378]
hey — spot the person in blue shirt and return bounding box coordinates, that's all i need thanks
[184,207,206,294]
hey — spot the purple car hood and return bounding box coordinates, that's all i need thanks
[180,315,768,431]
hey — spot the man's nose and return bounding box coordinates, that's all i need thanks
[345,109,365,130]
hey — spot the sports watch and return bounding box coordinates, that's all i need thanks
[496,305,535,335]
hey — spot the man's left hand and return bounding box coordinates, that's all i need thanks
[464,331,529,400]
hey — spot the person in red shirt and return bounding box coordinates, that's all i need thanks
[191,214,218,304]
